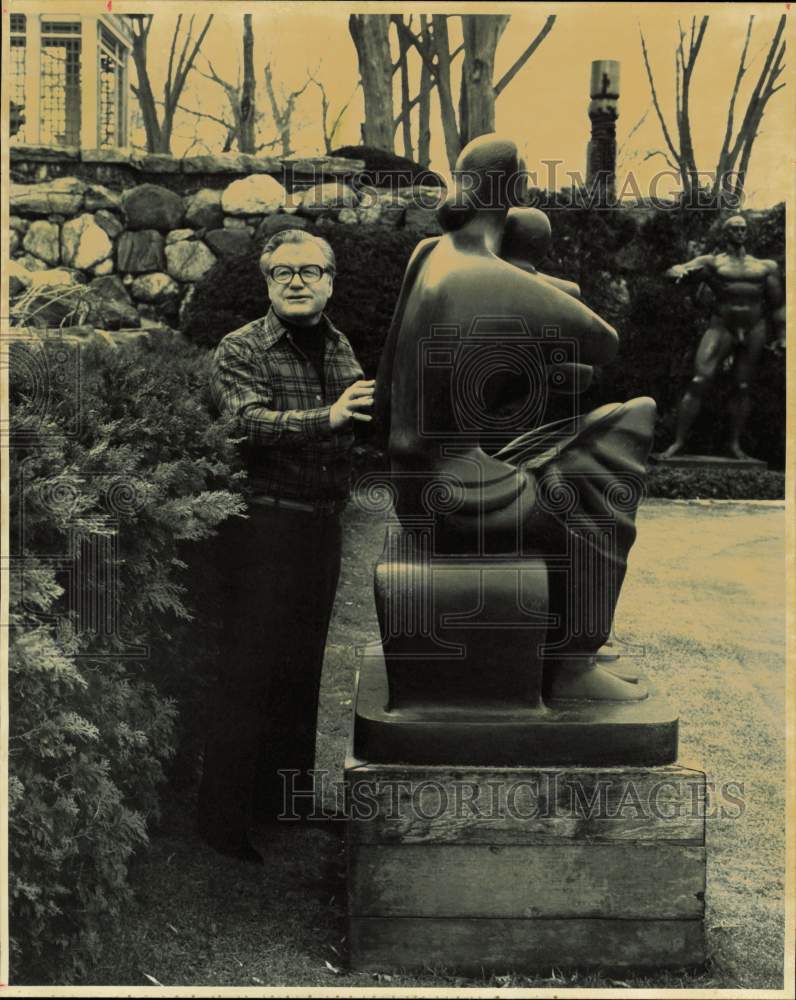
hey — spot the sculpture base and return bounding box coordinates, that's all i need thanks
[346,757,706,973]
[353,652,678,767]
[651,453,767,471]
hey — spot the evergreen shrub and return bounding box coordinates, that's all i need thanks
[9,335,245,981]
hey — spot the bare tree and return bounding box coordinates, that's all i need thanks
[263,63,313,157]
[396,14,556,169]
[239,14,256,154]
[389,14,438,163]
[640,14,786,201]
[348,14,394,149]
[416,15,432,167]
[310,76,357,155]
[128,13,214,154]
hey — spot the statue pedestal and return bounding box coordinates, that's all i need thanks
[652,453,767,471]
[346,755,707,973]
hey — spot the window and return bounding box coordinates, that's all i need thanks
[40,20,82,146]
[9,14,27,143]
[98,24,127,147]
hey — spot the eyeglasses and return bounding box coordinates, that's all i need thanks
[267,264,332,285]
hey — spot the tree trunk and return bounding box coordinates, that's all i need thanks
[430,15,462,169]
[349,14,395,150]
[459,15,508,146]
[417,15,432,167]
[239,14,256,153]
[130,26,163,152]
[396,23,413,160]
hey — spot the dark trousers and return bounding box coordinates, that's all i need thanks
[197,503,342,845]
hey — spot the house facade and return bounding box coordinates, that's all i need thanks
[9,9,132,149]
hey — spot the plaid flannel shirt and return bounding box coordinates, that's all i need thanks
[210,308,364,501]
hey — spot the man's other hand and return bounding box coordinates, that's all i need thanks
[330,379,376,428]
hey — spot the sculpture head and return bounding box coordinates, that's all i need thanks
[500,207,553,268]
[723,214,747,247]
[454,133,526,212]
[259,229,336,325]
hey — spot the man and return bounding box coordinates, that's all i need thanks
[661,214,785,460]
[198,229,374,863]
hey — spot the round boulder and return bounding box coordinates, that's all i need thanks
[117,230,165,274]
[84,184,122,212]
[23,220,61,265]
[94,209,124,239]
[85,275,141,330]
[165,228,197,246]
[185,188,224,230]
[122,183,185,232]
[204,228,253,258]
[254,213,309,244]
[221,174,285,216]
[130,272,182,306]
[165,239,217,282]
[61,213,113,270]
[299,182,359,216]
[8,260,33,298]
[11,177,85,216]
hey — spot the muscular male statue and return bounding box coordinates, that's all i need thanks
[662,214,785,460]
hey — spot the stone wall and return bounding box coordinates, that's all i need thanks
[8,145,443,333]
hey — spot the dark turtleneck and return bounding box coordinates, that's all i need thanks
[283,318,327,394]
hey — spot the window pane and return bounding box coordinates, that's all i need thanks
[40,38,82,146]
[10,38,27,144]
[41,21,82,34]
[10,13,26,32]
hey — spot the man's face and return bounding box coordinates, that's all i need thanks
[725,218,747,246]
[266,240,334,325]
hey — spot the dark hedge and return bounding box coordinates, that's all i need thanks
[645,465,785,500]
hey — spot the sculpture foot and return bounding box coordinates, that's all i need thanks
[727,443,753,461]
[546,657,647,702]
[597,642,640,682]
[659,441,686,459]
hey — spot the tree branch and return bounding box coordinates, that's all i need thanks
[639,26,681,166]
[494,15,556,97]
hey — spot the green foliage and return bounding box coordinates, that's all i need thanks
[645,466,785,500]
[9,335,246,981]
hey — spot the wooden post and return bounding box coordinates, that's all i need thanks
[80,15,98,150]
[24,14,41,144]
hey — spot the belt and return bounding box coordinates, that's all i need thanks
[249,494,346,516]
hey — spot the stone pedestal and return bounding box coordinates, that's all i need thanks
[346,759,707,973]
[652,453,767,471]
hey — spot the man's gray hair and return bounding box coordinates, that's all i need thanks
[259,229,336,277]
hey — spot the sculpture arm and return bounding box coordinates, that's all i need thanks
[536,271,582,299]
[764,262,785,347]
[373,236,440,445]
[665,255,714,284]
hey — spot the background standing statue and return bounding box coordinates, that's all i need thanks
[661,215,785,460]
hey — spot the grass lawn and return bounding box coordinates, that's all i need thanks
[82,497,786,991]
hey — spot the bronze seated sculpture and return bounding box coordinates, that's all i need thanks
[354,134,675,766]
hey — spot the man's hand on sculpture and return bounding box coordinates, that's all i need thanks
[330,379,376,428]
